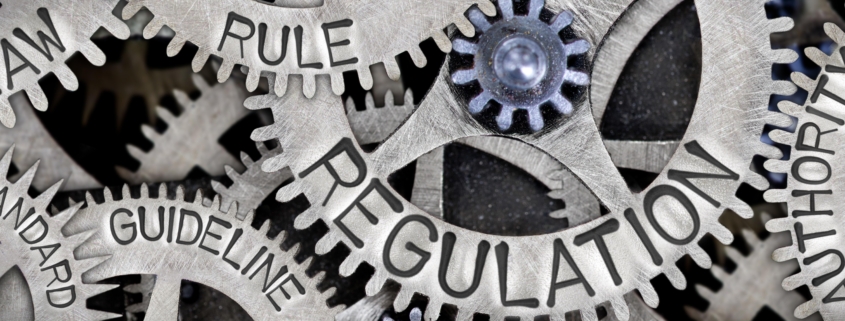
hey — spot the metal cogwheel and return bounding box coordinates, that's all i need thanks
[0,146,118,320]
[0,0,129,128]
[60,183,343,320]
[246,0,795,320]
[765,23,845,320]
[120,0,497,98]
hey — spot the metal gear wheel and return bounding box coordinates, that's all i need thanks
[0,0,129,127]
[0,146,118,320]
[765,23,845,321]
[247,0,795,319]
[119,0,496,98]
[450,1,589,132]
[61,183,343,320]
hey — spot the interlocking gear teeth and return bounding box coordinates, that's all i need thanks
[117,75,250,184]
[121,0,494,98]
[0,0,130,128]
[764,22,845,320]
[61,183,343,320]
[346,90,415,146]
[0,146,120,320]
[213,142,288,220]
[686,213,819,321]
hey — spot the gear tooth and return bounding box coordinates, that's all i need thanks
[763,159,790,174]
[684,306,705,321]
[710,265,730,282]
[384,60,402,81]
[0,145,14,176]
[85,191,97,206]
[776,100,802,116]
[142,16,165,39]
[455,307,475,321]
[765,216,792,233]
[795,299,821,319]
[609,296,629,321]
[250,124,279,142]
[637,285,659,308]
[122,0,144,19]
[175,185,185,200]
[345,96,356,114]
[212,195,223,211]
[25,86,48,112]
[54,64,80,91]
[257,217,272,235]
[665,266,687,290]
[477,0,496,16]
[79,41,107,66]
[728,198,754,219]
[765,110,794,128]
[432,31,453,53]
[773,80,797,96]
[357,67,374,91]
[773,245,798,263]
[0,101,15,128]
[365,273,384,296]
[272,73,289,96]
[791,71,817,93]
[191,50,211,73]
[156,106,178,124]
[166,33,187,57]
[451,69,477,85]
[224,165,239,179]
[384,90,395,107]
[141,124,160,142]
[121,184,131,199]
[126,144,147,163]
[688,245,712,268]
[825,22,845,45]
[337,251,360,276]
[744,171,770,191]
[103,186,116,201]
[393,286,415,313]
[768,16,794,34]
[741,229,761,247]
[238,151,253,168]
[245,68,261,92]
[217,60,236,84]
[157,183,167,199]
[695,284,716,302]
[783,272,808,291]
[804,46,830,67]
[140,183,149,198]
[363,92,376,110]
[768,129,795,146]
[193,189,204,205]
[331,73,346,96]
[409,45,428,68]
[710,224,734,245]
[454,15,476,37]
[580,307,599,321]
[760,212,773,223]
[404,89,415,106]
[771,48,799,64]
[763,189,789,203]
[15,161,39,190]
[425,300,442,321]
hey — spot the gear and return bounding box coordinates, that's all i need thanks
[120,0,496,98]
[213,142,288,220]
[61,184,343,320]
[0,0,129,128]
[0,146,118,320]
[116,75,251,184]
[765,23,845,320]
[248,0,795,318]
[450,2,589,132]
[687,213,819,321]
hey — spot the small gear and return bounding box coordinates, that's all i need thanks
[61,184,343,320]
[686,213,819,321]
[765,23,845,320]
[0,0,129,127]
[120,0,496,97]
[248,0,795,318]
[117,75,251,184]
[450,1,589,132]
[0,146,117,320]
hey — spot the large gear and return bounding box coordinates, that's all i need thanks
[61,183,343,320]
[0,0,129,127]
[120,0,497,98]
[0,146,117,320]
[765,23,845,320]
[247,0,795,319]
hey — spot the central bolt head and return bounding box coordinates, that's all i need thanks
[493,37,548,90]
